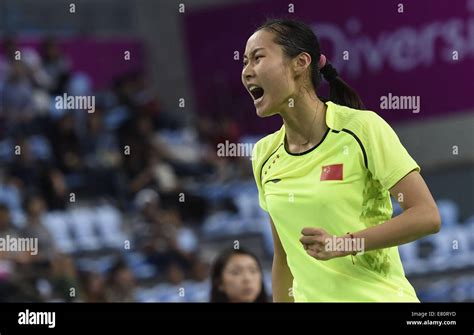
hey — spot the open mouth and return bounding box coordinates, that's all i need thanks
[248,85,265,102]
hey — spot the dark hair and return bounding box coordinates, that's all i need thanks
[0,203,9,212]
[107,259,130,284]
[256,18,365,109]
[210,248,269,303]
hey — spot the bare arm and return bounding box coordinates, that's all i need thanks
[300,171,441,260]
[348,170,441,251]
[270,216,294,302]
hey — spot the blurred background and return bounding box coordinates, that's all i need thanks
[0,0,472,302]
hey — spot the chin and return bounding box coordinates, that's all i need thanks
[256,109,267,118]
[256,106,276,118]
[240,295,258,303]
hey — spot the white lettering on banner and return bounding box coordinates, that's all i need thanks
[312,3,474,78]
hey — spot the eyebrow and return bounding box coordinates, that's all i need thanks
[243,47,265,60]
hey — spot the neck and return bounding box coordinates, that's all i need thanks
[280,93,328,153]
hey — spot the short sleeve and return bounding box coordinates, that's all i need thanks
[251,143,268,212]
[363,112,421,190]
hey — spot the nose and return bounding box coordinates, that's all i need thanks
[242,271,252,283]
[242,64,254,82]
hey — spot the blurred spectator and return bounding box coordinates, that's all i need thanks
[132,188,162,248]
[0,168,24,224]
[190,258,210,283]
[132,189,197,275]
[40,37,71,95]
[0,203,38,301]
[166,261,186,286]
[49,254,79,302]
[20,194,55,263]
[1,61,35,135]
[80,271,107,303]
[119,113,179,195]
[210,248,268,303]
[7,137,45,194]
[105,259,137,302]
[80,108,124,199]
[38,166,69,210]
[48,112,82,174]
[0,204,20,281]
[1,37,51,138]
[82,108,121,170]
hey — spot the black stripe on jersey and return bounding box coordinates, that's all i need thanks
[260,143,284,182]
[341,128,368,169]
[284,127,330,156]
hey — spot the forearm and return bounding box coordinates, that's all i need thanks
[301,173,442,261]
[347,205,441,253]
[272,256,294,302]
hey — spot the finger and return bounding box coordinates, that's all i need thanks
[299,238,309,249]
[301,227,324,236]
[307,249,322,259]
[307,249,330,261]
[300,235,317,245]
[300,235,326,247]
[307,244,323,253]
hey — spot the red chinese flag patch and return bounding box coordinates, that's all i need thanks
[320,164,343,181]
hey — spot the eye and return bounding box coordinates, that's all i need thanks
[255,55,263,61]
[249,267,259,274]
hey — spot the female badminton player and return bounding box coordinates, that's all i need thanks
[244,19,441,302]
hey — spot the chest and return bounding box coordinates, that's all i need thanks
[261,134,367,211]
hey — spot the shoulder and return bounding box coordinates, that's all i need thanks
[251,126,284,169]
[327,101,388,134]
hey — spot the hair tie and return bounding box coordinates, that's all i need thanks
[317,54,327,69]
[320,60,339,83]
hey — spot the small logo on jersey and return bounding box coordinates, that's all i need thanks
[320,164,343,181]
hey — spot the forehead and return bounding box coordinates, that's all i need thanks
[225,254,259,268]
[244,29,277,56]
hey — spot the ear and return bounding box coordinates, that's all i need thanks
[292,52,312,77]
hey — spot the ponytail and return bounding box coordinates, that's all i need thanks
[257,18,365,110]
[319,60,365,109]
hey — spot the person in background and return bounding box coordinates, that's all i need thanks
[40,37,71,95]
[20,194,55,264]
[210,248,268,303]
[105,259,137,302]
[0,203,39,301]
[79,271,107,303]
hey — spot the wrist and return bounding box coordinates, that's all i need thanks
[332,235,351,257]
[336,233,359,258]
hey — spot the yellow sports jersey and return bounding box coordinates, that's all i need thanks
[251,101,420,302]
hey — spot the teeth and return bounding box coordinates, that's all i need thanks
[248,85,260,92]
